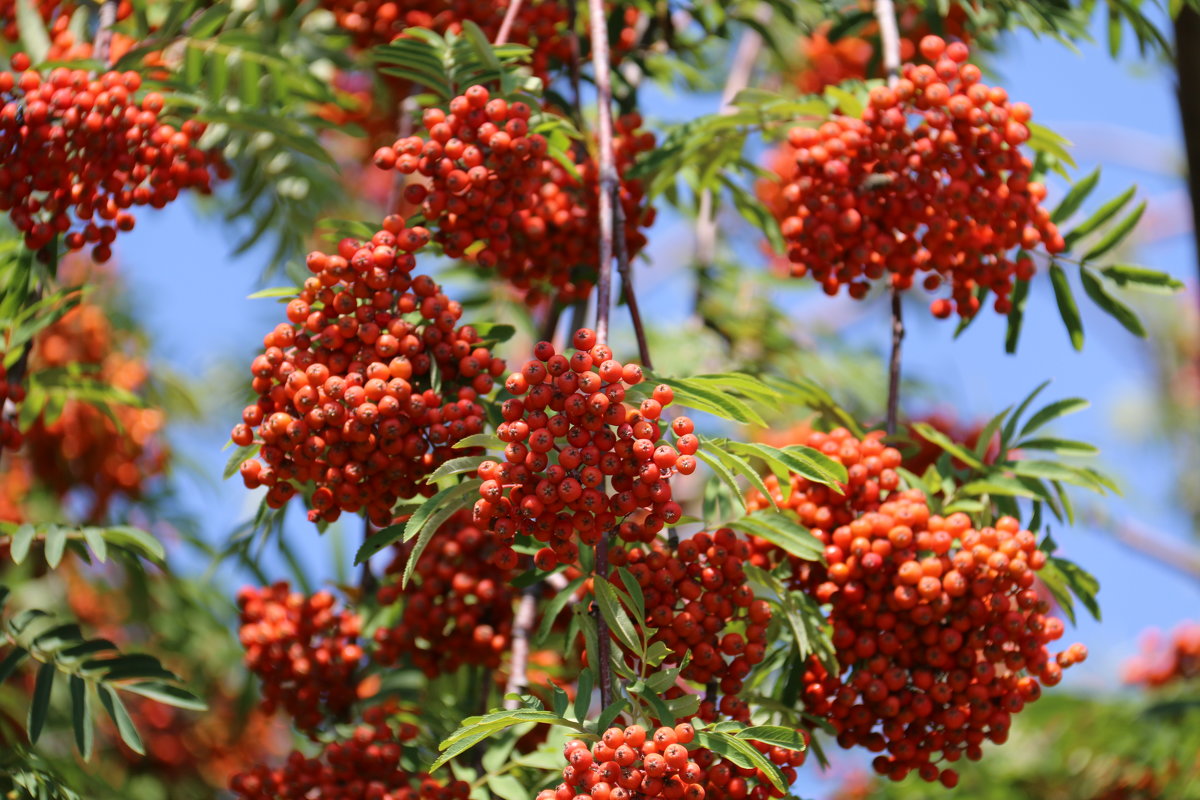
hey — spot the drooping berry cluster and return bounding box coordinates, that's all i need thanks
[0,363,24,452]
[501,113,656,306]
[230,714,462,800]
[770,36,1063,319]
[472,329,693,569]
[1123,621,1200,688]
[236,583,364,734]
[373,511,518,676]
[0,54,225,260]
[608,531,771,723]
[746,427,903,587]
[798,497,1086,785]
[232,216,504,526]
[541,725,804,800]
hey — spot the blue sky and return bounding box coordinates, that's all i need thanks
[106,9,1198,795]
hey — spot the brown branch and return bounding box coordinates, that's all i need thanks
[359,516,378,596]
[503,585,540,709]
[886,290,904,435]
[539,301,565,346]
[494,0,525,46]
[93,0,118,67]
[595,530,613,708]
[873,0,902,85]
[587,0,617,345]
[1111,523,1200,583]
[385,95,416,216]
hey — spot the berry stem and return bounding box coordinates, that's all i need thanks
[886,289,904,436]
[875,0,903,436]
[503,584,540,709]
[586,0,618,345]
[494,0,525,46]
[595,529,614,708]
[93,0,118,67]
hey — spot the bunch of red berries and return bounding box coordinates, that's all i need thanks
[230,713,463,800]
[1123,621,1200,688]
[745,427,903,588]
[236,583,364,734]
[232,216,505,526]
[0,54,224,260]
[797,496,1086,786]
[609,531,771,723]
[373,511,518,676]
[771,36,1063,319]
[502,113,656,306]
[0,363,24,452]
[541,724,804,800]
[472,328,694,569]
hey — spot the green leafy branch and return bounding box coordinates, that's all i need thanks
[0,587,205,759]
[0,522,165,569]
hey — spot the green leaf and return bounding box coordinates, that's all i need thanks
[1079,269,1146,336]
[1082,201,1145,262]
[0,647,30,685]
[1051,167,1100,224]
[533,576,585,647]
[1016,437,1099,456]
[1049,264,1084,350]
[1099,265,1184,294]
[651,377,767,428]
[778,445,849,488]
[99,685,144,755]
[10,523,35,564]
[1064,185,1135,248]
[120,682,207,711]
[102,526,166,562]
[574,669,594,722]
[1005,276,1031,354]
[70,675,93,759]
[728,511,824,562]
[1048,556,1101,621]
[28,661,55,744]
[696,450,746,507]
[452,433,503,451]
[736,725,807,751]
[1003,380,1051,445]
[707,446,776,509]
[424,455,488,484]
[910,422,984,469]
[596,699,628,733]
[593,578,644,657]
[246,286,301,299]
[81,527,108,563]
[958,477,1041,500]
[15,0,52,63]
[1020,398,1089,436]
[695,731,787,792]
[44,526,67,569]
[223,443,258,480]
[487,774,527,800]
[400,480,484,587]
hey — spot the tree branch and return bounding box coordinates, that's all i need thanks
[93,0,118,67]
[613,191,652,367]
[1175,7,1200,308]
[494,0,525,47]
[1111,522,1200,583]
[503,585,540,709]
[587,0,617,345]
[874,0,904,436]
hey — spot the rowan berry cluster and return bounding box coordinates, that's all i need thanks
[0,54,225,260]
[508,114,654,306]
[230,714,462,800]
[746,428,903,587]
[0,363,24,452]
[237,583,364,734]
[542,725,804,800]
[472,329,693,569]
[18,297,167,520]
[232,217,504,526]
[771,36,1063,319]
[374,88,655,304]
[373,511,518,676]
[797,497,1086,785]
[1123,621,1200,688]
[608,531,771,723]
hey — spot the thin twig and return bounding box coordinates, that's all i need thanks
[566,0,584,121]
[1111,523,1200,583]
[93,0,118,67]
[539,301,565,346]
[875,0,904,436]
[503,585,540,709]
[587,0,617,345]
[359,516,378,596]
[595,530,613,708]
[494,0,525,46]
[613,190,652,367]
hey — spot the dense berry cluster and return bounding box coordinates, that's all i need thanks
[373,511,518,675]
[374,88,655,304]
[541,725,804,800]
[770,36,1063,319]
[237,583,364,733]
[1123,622,1200,688]
[746,427,903,587]
[0,54,225,259]
[472,329,693,569]
[19,298,167,520]
[230,714,461,800]
[232,217,504,525]
[500,113,656,306]
[798,497,1085,785]
[0,363,23,452]
[608,531,771,723]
